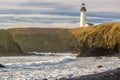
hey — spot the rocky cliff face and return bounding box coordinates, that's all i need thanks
[0,30,25,56]
[8,28,74,53]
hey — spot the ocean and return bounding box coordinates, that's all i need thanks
[0,52,120,80]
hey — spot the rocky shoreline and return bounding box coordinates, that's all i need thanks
[60,68,120,80]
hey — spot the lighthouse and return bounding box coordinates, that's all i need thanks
[80,3,94,27]
[80,3,87,27]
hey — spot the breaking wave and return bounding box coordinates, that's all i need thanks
[4,56,77,68]
[29,52,76,56]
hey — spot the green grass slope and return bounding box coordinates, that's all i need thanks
[70,22,120,56]
[0,30,25,56]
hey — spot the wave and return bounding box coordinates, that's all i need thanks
[4,56,77,68]
[29,52,76,56]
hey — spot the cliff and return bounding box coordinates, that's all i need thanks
[70,22,120,56]
[8,28,74,53]
[8,22,120,56]
[0,30,25,56]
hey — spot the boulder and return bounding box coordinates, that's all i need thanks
[0,64,5,68]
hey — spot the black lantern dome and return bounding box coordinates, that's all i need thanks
[80,3,86,12]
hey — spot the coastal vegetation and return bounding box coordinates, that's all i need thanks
[3,22,119,56]
[0,30,25,56]
[8,28,74,53]
[70,22,120,56]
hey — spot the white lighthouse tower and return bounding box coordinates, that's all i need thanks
[80,3,87,27]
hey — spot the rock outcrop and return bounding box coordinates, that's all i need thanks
[0,30,25,56]
[0,64,5,68]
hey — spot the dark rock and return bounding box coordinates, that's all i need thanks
[42,78,47,80]
[59,78,66,80]
[116,68,120,70]
[0,64,5,68]
[97,65,103,68]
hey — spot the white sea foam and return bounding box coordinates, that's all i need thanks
[0,53,120,80]
[29,52,76,56]
[4,56,76,68]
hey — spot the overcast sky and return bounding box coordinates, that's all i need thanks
[0,0,119,29]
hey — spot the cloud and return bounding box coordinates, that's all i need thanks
[84,0,120,13]
[0,14,79,24]
[0,0,119,29]
[0,22,80,29]
[0,14,78,18]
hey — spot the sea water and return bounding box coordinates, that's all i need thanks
[0,52,120,80]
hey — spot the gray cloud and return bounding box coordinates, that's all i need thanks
[20,2,75,10]
[0,17,78,23]
[0,0,119,28]
[0,9,41,14]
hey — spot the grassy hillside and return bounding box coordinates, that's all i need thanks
[8,22,120,56]
[70,22,120,56]
[0,30,25,56]
[8,28,76,53]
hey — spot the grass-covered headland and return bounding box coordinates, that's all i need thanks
[70,22,120,56]
[1,22,119,56]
